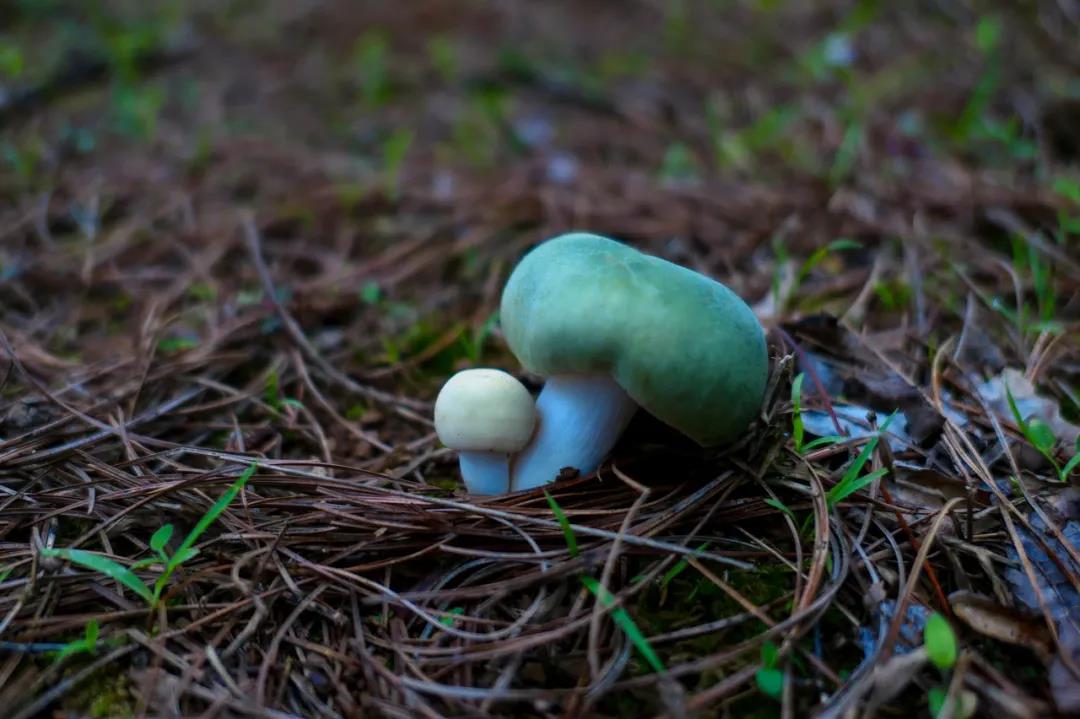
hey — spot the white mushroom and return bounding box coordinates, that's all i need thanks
[434,369,537,494]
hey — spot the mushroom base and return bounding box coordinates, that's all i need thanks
[459,451,512,494]
[510,374,638,491]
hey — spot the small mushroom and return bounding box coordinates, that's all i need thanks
[500,232,768,491]
[434,368,537,494]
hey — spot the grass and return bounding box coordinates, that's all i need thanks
[40,464,256,610]
[825,411,896,508]
[1006,384,1080,481]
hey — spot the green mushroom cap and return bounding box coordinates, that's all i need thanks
[500,232,768,446]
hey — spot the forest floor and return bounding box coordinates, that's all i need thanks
[1,1,1079,717]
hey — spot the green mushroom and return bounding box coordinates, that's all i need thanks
[500,232,768,491]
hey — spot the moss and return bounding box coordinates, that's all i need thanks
[63,668,135,718]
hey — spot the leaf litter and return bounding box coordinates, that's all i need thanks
[0,1,1079,717]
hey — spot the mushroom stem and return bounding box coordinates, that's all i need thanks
[459,451,512,495]
[510,374,638,491]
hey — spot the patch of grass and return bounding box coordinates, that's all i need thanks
[826,410,896,507]
[1006,383,1078,480]
[40,463,256,610]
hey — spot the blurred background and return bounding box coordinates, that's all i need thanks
[3,0,1078,377]
[2,0,1078,328]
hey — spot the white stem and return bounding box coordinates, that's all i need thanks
[510,374,638,491]
[459,451,511,494]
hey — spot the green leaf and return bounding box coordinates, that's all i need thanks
[264,371,282,411]
[828,467,889,505]
[764,498,795,521]
[439,607,464,627]
[826,411,896,507]
[169,464,256,574]
[925,612,958,670]
[581,575,665,674]
[975,16,1002,53]
[1006,383,1063,475]
[0,45,24,79]
[1025,418,1057,454]
[1053,177,1080,205]
[1062,453,1080,479]
[802,435,846,451]
[84,619,99,645]
[1005,383,1028,433]
[544,490,579,558]
[39,548,152,602]
[928,686,947,718]
[360,281,382,304]
[756,667,784,699]
[157,336,198,353]
[659,542,710,589]
[149,524,173,554]
[54,639,88,663]
[798,238,861,285]
[761,640,779,669]
[172,547,199,565]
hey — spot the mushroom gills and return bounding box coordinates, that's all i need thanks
[510,374,638,491]
[458,451,513,494]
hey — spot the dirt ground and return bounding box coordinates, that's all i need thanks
[1,1,1079,717]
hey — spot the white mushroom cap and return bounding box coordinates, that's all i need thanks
[434,369,536,452]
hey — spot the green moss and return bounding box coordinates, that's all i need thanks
[63,668,134,718]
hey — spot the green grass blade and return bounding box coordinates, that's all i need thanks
[659,541,711,589]
[764,498,796,521]
[827,467,889,505]
[53,639,89,663]
[802,435,846,451]
[39,548,152,602]
[84,618,99,645]
[581,575,665,674]
[169,463,256,574]
[827,411,896,507]
[544,490,579,558]
[761,640,779,668]
[1062,453,1080,479]
[149,524,173,554]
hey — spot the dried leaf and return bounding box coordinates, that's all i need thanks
[866,646,928,711]
[949,591,1053,658]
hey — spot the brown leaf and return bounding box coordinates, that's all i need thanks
[949,591,1053,659]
